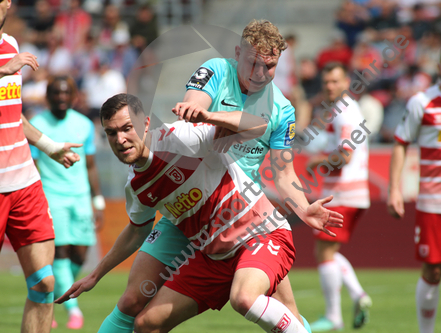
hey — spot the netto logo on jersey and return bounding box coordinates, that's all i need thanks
[164,188,203,218]
[233,144,264,155]
[0,83,21,100]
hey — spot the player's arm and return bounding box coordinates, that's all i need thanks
[0,52,39,79]
[387,142,408,219]
[86,155,105,230]
[270,148,343,236]
[22,114,82,168]
[183,89,212,109]
[55,221,153,303]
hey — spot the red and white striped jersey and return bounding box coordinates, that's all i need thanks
[0,34,40,193]
[395,84,441,214]
[322,97,370,208]
[125,121,290,260]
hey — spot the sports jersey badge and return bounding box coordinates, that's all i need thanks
[146,230,162,244]
[165,166,185,184]
[284,121,296,147]
[186,67,214,90]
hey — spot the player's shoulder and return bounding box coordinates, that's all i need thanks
[409,84,441,111]
[1,34,19,53]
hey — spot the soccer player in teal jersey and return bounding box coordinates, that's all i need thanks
[30,76,105,330]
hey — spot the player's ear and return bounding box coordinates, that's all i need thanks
[235,46,241,61]
[144,116,150,132]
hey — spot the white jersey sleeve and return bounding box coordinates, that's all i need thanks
[394,93,424,144]
[125,172,156,226]
[152,121,216,157]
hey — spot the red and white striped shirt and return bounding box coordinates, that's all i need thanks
[0,34,40,193]
[395,84,441,214]
[125,121,290,260]
[322,97,370,208]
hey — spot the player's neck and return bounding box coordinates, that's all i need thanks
[134,131,152,168]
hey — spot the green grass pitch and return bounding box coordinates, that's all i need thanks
[0,269,438,332]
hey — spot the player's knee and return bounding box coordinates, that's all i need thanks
[134,310,168,333]
[230,291,256,316]
[118,291,149,316]
[26,265,54,303]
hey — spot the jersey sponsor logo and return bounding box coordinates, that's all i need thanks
[419,244,429,258]
[438,131,441,142]
[164,188,203,218]
[0,82,21,100]
[146,229,162,244]
[221,99,239,108]
[165,166,185,184]
[284,121,296,147]
[233,144,264,155]
[186,67,214,90]
[271,314,291,333]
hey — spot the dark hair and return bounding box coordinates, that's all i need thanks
[46,75,77,98]
[100,93,144,124]
[322,62,348,76]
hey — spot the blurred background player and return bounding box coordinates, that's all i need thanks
[0,0,82,332]
[307,62,372,331]
[388,66,441,333]
[30,75,104,330]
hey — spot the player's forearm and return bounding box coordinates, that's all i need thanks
[21,114,43,145]
[389,142,408,192]
[89,223,150,282]
[207,111,267,138]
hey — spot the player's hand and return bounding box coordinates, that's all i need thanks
[49,142,83,169]
[213,126,243,153]
[54,274,98,304]
[303,195,344,237]
[387,188,405,219]
[172,102,210,123]
[94,209,104,231]
[0,52,39,76]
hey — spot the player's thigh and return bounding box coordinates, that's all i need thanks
[135,286,198,332]
[139,217,191,267]
[70,194,96,247]
[69,245,89,264]
[422,263,441,284]
[315,239,341,262]
[46,192,71,246]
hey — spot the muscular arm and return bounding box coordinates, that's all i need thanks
[387,142,408,218]
[183,89,212,109]
[21,114,43,145]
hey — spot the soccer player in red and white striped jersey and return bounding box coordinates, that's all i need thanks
[389,80,441,333]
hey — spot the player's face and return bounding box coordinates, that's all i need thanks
[48,80,73,117]
[103,106,149,166]
[235,45,279,95]
[0,0,11,31]
[322,67,350,103]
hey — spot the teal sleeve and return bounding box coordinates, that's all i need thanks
[186,58,226,101]
[269,105,296,149]
[84,120,96,155]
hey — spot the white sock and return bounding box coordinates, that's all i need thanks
[68,306,83,317]
[318,260,342,325]
[334,252,365,302]
[245,295,308,333]
[416,277,439,333]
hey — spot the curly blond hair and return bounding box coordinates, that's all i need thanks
[241,19,287,56]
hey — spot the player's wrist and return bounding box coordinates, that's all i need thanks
[35,134,64,156]
[93,195,106,210]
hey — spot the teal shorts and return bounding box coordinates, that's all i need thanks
[45,192,96,247]
[139,216,191,267]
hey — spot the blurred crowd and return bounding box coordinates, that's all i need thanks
[6,0,158,141]
[280,0,441,143]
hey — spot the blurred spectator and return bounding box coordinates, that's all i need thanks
[299,57,322,104]
[3,5,27,40]
[410,4,432,40]
[396,64,432,100]
[40,30,73,75]
[28,0,55,49]
[273,34,297,101]
[350,33,383,72]
[98,4,130,51]
[417,31,441,78]
[336,0,370,48]
[317,30,353,70]
[22,68,49,118]
[130,4,159,52]
[108,29,138,78]
[81,53,126,121]
[72,33,101,87]
[380,96,407,143]
[55,0,92,52]
[369,1,399,31]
